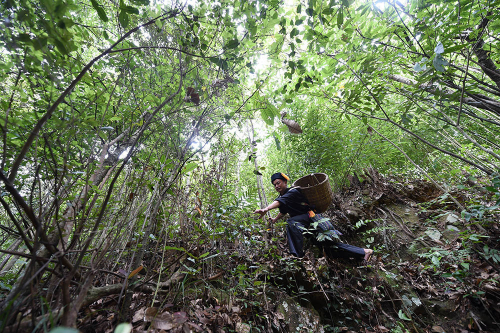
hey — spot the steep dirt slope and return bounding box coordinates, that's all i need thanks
[6,169,498,333]
[289,168,500,333]
[88,170,500,333]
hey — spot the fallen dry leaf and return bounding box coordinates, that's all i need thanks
[432,325,445,332]
[186,322,204,332]
[144,307,159,321]
[375,325,389,332]
[174,311,188,324]
[132,307,146,323]
[155,312,180,330]
[128,265,144,279]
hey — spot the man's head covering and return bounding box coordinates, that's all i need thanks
[271,172,290,183]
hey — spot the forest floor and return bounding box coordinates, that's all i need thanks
[3,169,500,333]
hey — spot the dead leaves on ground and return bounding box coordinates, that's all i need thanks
[80,169,500,333]
[129,300,248,333]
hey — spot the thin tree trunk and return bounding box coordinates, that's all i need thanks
[0,239,22,273]
[247,120,269,249]
[235,158,242,198]
[247,120,268,209]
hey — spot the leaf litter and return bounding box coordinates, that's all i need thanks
[71,168,500,333]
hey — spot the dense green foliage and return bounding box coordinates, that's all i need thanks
[0,0,499,330]
[260,0,500,182]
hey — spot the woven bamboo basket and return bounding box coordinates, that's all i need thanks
[293,173,333,213]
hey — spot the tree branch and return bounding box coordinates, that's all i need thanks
[468,15,500,89]
[8,9,180,182]
[388,74,500,116]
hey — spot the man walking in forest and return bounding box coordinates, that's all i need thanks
[254,172,373,261]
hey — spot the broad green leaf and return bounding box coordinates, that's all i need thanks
[90,0,108,22]
[57,18,75,29]
[273,133,281,150]
[249,23,257,36]
[33,37,48,50]
[431,255,440,266]
[294,78,302,91]
[225,39,239,49]
[198,252,210,259]
[122,5,139,14]
[164,246,186,252]
[444,43,468,54]
[267,102,280,117]
[49,328,79,333]
[119,10,129,28]
[270,34,284,53]
[18,33,31,43]
[260,106,275,125]
[53,38,69,54]
[208,57,228,69]
[398,310,411,321]
[131,0,149,5]
[182,162,198,173]
[337,9,344,28]
[155,18,163,29]
[114,323,132,333]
